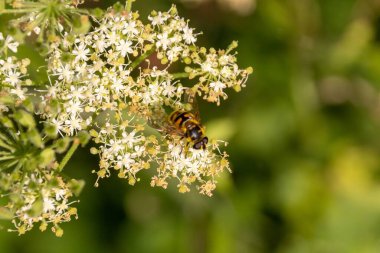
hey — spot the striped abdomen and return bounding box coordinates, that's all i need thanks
[169,111,208,149]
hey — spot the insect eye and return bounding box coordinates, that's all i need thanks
[193,142,202,150]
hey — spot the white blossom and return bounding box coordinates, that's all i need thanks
[41,5,251,196]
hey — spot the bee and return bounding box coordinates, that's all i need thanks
[149,93,208,150]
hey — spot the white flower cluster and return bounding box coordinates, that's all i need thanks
[44,11,185,135]
[2,170,78,236]
[148,7,252,105]
[91,123,157,186]
[187,43,253,105]
[152,140,230,196]
[41,5,251,196]
[0,33,19,53]
[148,7,199,63]
[0,33,31,104]
[91,124,230,196]
[0,105,83,236]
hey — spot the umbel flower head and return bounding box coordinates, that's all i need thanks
[4,0,89,42]
[0,95,84,236]
[0,36,85,235]
[41,4,252,196]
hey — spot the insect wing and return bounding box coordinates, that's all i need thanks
[148,109,184,137]
[184,91,201,122]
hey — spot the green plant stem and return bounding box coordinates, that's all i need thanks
[0,155,14,161]
[129,46,156,70]
[58,138,80,172]
[0,140,14,152]
[0,0,4,12]
[0,8,37,14]
[171,72,190,79]
[126,0,133,12]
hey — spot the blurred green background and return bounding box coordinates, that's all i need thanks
[2,0,380,252]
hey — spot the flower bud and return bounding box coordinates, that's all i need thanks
[38,148,55,168]
[27,128,44,148]
[13,110,35,129]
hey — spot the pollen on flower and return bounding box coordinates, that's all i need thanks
[199,181,217,197]
[149,137,231,195]
[0,107,82,236]
[3,170,79,235]
[39,4,251,196]
[0,0,253,238]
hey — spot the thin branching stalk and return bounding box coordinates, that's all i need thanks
[126,0,134,12]
[171,72,190,79]
[129,46,156,70]
[58,138,80,172]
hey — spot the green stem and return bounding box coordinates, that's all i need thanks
[0,155,14,161]
[58,138,80,172]
[0,8,38,14]
[126,0,134,12]
[171,72,190,79]
[129,46,156,70]
[0,140,15,152]
[73,8,90,15]
[0,0,4,12]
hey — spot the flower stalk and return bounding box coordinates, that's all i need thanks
[129,46,156,70]
[126,0,134,12]
[171,72,190,79]
[58,138,80,172]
